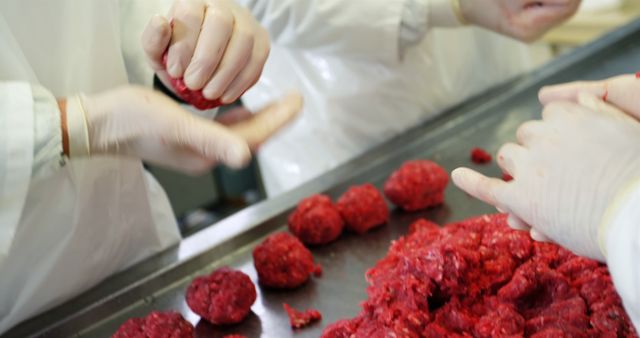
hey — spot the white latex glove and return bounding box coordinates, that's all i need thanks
[451,92,640,261]
[458,0,581,42]
[141,0,269,104]
[65,86,301,174]
[539,74,640,118]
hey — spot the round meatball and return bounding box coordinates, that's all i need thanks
[112,311,193,338]
[253,232,316,289]
[288,194,344,245]
[336,184,388,234]
[383,160,448,211]
[185,267,257,325]
[162,53,221,110]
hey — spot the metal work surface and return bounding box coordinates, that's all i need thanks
[7,20,640,338]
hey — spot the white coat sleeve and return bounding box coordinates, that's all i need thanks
[0,82,62,260]
[236,0,461,63]
[602,179,640,332]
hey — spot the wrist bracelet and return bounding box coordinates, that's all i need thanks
[451,0,469,25]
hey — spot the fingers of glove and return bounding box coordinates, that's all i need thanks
[173,114,251,169]
[202,15,256,100]
[576,92,638,123]
[508,213,530,231]
[516,120,546,146]
[451,167,510,209]
[539,80,607,105]
[541,100,584,122]
[220,28,270,104]
[166,0,205,78]
[142,15,172,71]
[496,143,526,177]
[530,228,552,242]
[183,5,234,90]
[229,92,303,150]
[215,106,253,125]
[130,140,216,175]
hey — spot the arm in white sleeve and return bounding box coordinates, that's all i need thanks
[602,178,640,332]
[236,0,462,62]
[0,82,62,261]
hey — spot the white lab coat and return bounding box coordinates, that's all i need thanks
[0,0,179,334]
[236,0,540,196]
[604,180,640,331]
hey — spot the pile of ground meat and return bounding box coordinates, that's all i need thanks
[321,214,637,338]
[185,267,256,325]
[112,311,194,338]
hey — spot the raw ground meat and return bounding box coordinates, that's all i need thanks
[321,214,637,338]
[222,335,247,338]
[471,147,492,164]
[283,303,322,329]
[112,311,194,338]
[502,173,514,182]
[288,194,344,245]
[162,53,222,110]
[185,267,256,325]
[253,232,317,289]
[336,184,389,234]
[383,160,449,211]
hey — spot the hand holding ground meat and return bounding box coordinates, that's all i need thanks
[452,93,640,261]
[141,0,270,105]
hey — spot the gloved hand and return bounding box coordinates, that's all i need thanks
[539,74,640,119]
[458,0,581,42]
[141,0,269,105]
[65,86,301,174]
[451,93,640,261]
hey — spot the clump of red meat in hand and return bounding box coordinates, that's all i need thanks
[112,311,194,338]
[162,53,222,110]
[253,232,317,289]
[336,184,388,234]
[383,160,449,211]
[283,303,322,329]
[471,147,492,164]
[185,267,256,325]
[288,194,344,245]
[321,214,637,338]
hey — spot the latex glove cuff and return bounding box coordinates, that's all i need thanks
[65,95,91,158]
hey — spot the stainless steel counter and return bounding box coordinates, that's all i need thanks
[6,19,640,338]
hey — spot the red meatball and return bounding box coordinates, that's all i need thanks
[283,303,322,329]
[471,147,492,164]
[162,53,222,110]
[112,311,193,338]
[383,160,448,211]
[288,194,344,245]
[185,267,256,325]
[336,184,389,234]
[253,232,316,289]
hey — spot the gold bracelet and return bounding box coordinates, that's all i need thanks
[451,0,469,25]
